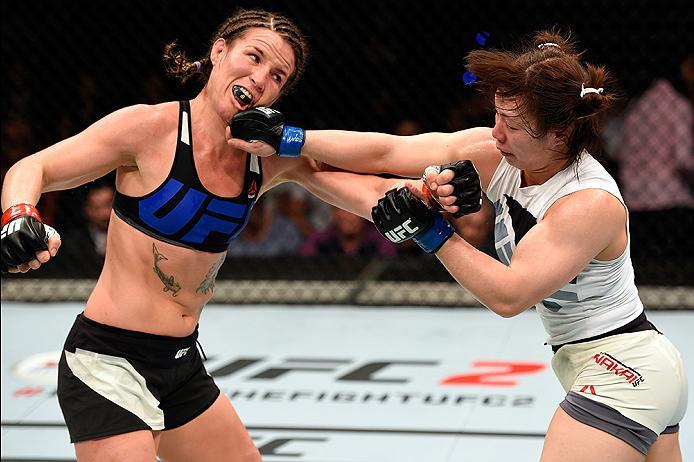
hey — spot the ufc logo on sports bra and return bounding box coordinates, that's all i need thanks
[139,179,251,245]
[384,219,420,243]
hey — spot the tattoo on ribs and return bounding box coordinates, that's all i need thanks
[196,255,225,295]
[152,243,182,297]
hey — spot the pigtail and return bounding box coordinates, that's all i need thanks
[162,41,209,85]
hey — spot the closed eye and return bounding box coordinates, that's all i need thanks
[497,113,519,131]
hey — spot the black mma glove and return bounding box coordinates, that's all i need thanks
[1,204,58,273]
[230,107,305,157]
[372,188,454,254]
[422,160,482,218]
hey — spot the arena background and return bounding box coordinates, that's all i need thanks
[1,1,693,461]
[2,0,692,306]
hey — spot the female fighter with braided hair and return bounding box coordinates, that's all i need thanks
[1,8,414,462]
[230,30,688,462]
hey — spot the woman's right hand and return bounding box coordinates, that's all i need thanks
[423,160,482,218]
[1,204,61,273]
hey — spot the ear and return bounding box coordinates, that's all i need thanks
[555,125,573,147]
[210,38,227,66]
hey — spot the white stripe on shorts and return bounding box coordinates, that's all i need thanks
[65,348,165,430]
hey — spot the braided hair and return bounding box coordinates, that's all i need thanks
[163,8,308,93]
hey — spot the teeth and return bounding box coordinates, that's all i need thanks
[232,85,253,105]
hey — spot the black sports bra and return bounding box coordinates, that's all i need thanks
[113,101,262,253]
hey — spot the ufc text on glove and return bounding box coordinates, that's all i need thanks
[372,188,454,254]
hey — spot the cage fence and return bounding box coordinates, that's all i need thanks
[2,0,693,308]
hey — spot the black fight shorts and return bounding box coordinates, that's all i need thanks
[57,313,220,443]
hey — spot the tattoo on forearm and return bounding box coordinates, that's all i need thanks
[152,243,182,297]
[196,255,225,295]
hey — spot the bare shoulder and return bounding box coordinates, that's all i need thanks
[545,188,627,246]
[541,188,628,260]
[98,102,178,141]
[549,188,625,218]
[75,102,179,165]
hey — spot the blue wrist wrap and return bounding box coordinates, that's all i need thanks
[412,213,454,253]
[278,126,305,157]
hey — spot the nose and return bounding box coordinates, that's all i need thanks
[491,121,505,144]
[492,124,506,144]
[250,71,266,93]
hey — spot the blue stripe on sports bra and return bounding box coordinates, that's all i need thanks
[139,179,207,235]
[207,198,248,217]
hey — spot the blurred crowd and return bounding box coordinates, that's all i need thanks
[1,54,692,282]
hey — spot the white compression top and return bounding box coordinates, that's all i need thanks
[486,150,643,345]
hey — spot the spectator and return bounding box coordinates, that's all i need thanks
[301,206,397,257]
[271,182,333,234]
[615,54,694,265]
[56,184,115,277]
[226,196,303,257]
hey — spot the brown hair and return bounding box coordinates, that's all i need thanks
[163,8,308,93]
[467,29,618,164]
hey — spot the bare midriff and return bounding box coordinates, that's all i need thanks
[83,212,226,337]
